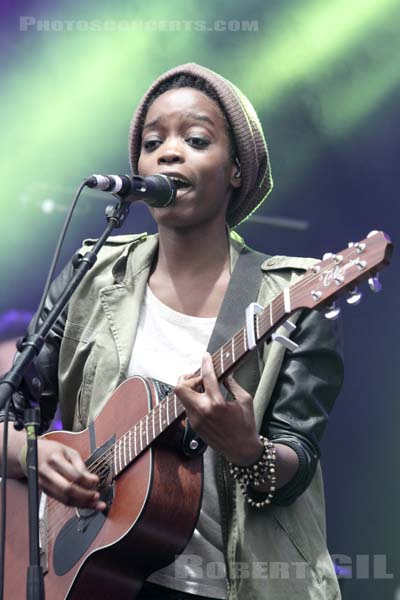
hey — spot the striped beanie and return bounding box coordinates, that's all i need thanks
[128,63,273,227]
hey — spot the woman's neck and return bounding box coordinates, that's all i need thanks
[155,221,230,279]
[148,220,231,318]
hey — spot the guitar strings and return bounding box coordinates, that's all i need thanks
[45,250,360,520]
[44,329,248,527]
[43,295,298,528]
[85,242,374,483]
[44,244,376,529]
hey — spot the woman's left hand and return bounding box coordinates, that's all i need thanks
[174,352,263,465]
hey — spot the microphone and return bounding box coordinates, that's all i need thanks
[85,174,176,208]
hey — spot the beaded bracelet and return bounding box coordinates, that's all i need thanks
[229,436,276,508]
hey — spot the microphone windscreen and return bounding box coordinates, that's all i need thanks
[145,175,176,207]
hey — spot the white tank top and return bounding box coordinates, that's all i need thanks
[127,285,228,598]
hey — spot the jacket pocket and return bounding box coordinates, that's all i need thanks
[273,511,323,584]
[63,319,96,344]
[76,344,97,428]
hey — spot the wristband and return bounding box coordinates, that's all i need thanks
[229,436,276,508]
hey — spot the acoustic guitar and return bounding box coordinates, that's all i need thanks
[1,231,392,599]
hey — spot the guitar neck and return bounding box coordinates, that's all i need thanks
[111,229,393,478]
[111,289,293,478]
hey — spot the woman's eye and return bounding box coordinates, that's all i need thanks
[187,137,210,148]
[143,139,161,151]
[143,137,209,151]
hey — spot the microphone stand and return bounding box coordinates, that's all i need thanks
[0,199,131,600]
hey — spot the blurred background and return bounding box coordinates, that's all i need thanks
[0,0,399,597]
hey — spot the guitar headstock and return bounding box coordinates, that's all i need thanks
[293,231,393,314]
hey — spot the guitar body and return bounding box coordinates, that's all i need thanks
[2,231,392,598]
[2,376,203,599]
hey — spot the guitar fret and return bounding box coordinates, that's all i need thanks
[259,313,266,339]
[283,287,291,313]
[271,297,281,330]
[88,232,390,481]
[114,444,118,474]
[113,446,117,475]
[210,354,216,377]
[118,440,122,472]
[223,343,231,371]
[159,403,162,433]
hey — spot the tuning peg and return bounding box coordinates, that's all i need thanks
[348,242,355,248]
[324,302,341,320]
[346,287,362,306]
[271,333,299,352]
[368,275,382,293]
[323,252,334,260]
[282,320,296,333]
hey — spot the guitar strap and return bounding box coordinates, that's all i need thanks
[182,245,270,456]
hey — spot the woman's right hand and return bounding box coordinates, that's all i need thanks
[37,438,106,511]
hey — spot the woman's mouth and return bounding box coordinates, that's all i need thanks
[159,173,193,191]
[169,177,193,198]
[171,178,191,190]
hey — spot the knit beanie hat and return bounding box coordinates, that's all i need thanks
[128,63,273,227]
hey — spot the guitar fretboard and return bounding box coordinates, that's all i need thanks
[86,231,392,484]
[108,288,296,478]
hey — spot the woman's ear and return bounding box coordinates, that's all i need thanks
[230,157,242,189]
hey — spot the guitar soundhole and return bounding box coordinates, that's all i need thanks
[75,482,114,526]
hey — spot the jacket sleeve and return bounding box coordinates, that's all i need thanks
[251,307,344,506]
[0,260,74,433]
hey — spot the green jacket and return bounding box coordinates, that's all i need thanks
[51,230,342,599]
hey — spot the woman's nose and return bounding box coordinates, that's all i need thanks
[157,140,185,165]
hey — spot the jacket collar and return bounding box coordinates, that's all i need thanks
[110,229,248,285]
[99,230,247,382]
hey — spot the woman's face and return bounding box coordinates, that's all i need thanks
[138,87,240,229]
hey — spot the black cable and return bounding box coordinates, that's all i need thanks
[31,178,90,333]
[0,397,11,600]
[0,177,91,600]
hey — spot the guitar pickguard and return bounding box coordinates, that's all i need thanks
[53,434,115,576]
